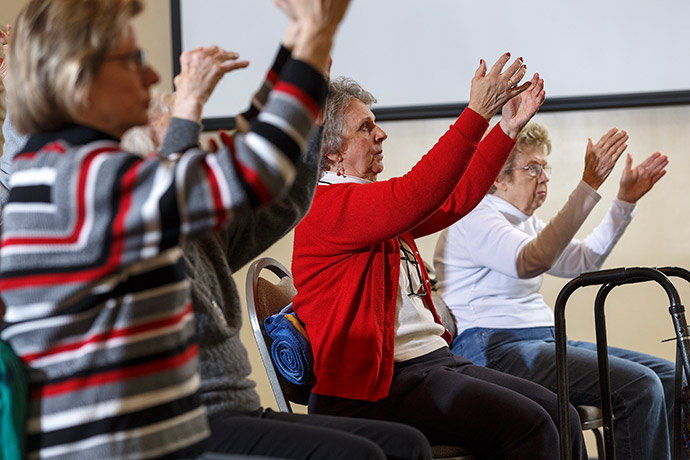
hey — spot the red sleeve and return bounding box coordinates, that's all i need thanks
[411,123,516,239]
[303,108,489,251]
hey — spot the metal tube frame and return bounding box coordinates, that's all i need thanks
[554,267,686,460]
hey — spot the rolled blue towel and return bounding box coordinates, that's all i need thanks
[263,304,314,385]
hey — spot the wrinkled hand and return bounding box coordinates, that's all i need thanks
[468,53,530,122]
[499,73,545,139]
[0,24,11,82]
[581,128,628,190]
[281,0,350,31]
[617,152,668,203]
[286,0,351,73]
[173,46,249,123]
[274,0,297,20]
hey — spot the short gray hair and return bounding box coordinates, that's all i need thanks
[321,77,377,173]
[489,122,552,193]
[7,0,143,134]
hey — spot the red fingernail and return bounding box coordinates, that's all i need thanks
[506,52,511,57]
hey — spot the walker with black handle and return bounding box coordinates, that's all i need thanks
[553,267,690,460]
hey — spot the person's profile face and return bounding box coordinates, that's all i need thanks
[81,21,160,138]
[337,99,388,182]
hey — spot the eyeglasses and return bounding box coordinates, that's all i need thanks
[507,163,552,178]
[398,238,428,298]
[104,49,149,71]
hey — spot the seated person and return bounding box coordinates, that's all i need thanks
[122,68,432,460]
[0,0,348,457]
[433,122,671,460]
[290,60,589,458]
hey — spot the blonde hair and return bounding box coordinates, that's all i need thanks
[489,122,552,193]
[7,0,143,135]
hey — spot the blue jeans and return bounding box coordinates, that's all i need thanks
[452,326,675,460]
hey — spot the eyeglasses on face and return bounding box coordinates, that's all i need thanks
[507,163,552,178]
[104,49,149,71]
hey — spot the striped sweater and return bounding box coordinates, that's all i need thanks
[0,57,326,459]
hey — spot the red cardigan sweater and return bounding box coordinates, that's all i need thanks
[292,108,516,401]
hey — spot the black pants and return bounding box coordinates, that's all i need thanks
[206,408,432,460]
[309,347,588,460]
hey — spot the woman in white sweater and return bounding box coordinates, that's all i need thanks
[433,122,672,460]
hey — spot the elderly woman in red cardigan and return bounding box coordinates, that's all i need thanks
[291,56,588,459]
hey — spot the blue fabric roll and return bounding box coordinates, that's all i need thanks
[264,304,314,385]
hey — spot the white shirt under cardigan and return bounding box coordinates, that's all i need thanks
[433,180,637,336]
[319,171,446,361]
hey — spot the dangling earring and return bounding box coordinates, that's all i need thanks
[336,160,346,177]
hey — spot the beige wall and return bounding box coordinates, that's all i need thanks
[3,0,690,431]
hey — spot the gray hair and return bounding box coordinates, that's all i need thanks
[7,0,143,134]
[489,122,552,193]
[321,76,377,173]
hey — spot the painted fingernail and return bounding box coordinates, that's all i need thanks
[506,52,511,57]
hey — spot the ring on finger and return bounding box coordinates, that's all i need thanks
[507,78,515,89]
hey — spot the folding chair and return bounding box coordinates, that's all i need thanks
[245,257,478,459]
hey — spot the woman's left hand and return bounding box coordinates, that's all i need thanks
[617,152,669,203]
[499,73,545,139]
[173,46,250,123]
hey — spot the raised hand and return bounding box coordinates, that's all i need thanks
[499,73,545,139]
[173,46,250,123]
[617,152,668,203]
[468,53,530,122]
[284,0,351,73]
[582,128,629,190]
[274,0,297,20]
[0,24,11,82]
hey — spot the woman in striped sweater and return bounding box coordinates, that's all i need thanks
[0,0,349,458]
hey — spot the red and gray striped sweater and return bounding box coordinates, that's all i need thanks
[0,57,326,459]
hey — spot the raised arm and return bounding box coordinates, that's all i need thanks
[515,129,630,278]
[306,54,539,250]
[412,73,545,238]
[546,151,668,277]
[234,16,301,133]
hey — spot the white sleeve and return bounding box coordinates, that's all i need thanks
[455,206,534,279]
[515,181,601,278]
[547,198,636,278]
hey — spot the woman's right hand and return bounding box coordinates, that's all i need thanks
[468,53,530,122]
[581,128,629,190]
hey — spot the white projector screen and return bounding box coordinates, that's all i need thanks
[171,0,690,127]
